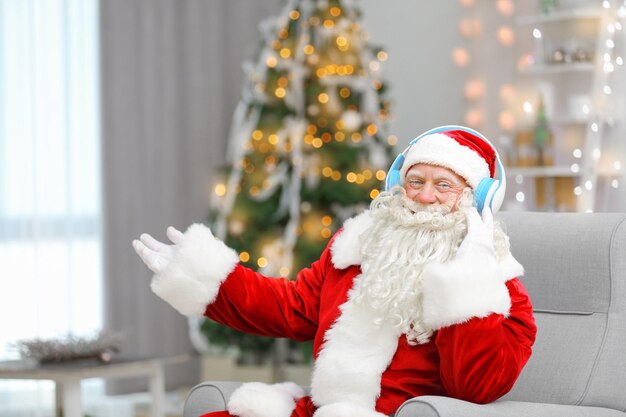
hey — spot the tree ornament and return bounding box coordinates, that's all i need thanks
[552,48,567,64]
[340,109,363,131]
[572,47,591,62]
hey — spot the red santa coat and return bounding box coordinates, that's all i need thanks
[151,212,536,417]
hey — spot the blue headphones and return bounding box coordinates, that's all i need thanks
[385,125,506,214]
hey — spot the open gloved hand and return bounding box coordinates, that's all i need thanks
[131,223,239,317]
[421,206,510,330]
[132,226,184,274]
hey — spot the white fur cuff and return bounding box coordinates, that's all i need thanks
[313,402,387,417]
[150,223,239,317]
[421,260,511,330]
[228,382,305,417]
[499,253,524,281]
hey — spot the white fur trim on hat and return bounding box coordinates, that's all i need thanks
[399,133,490,189]
[228,382,305,417]
[150,223,239,317]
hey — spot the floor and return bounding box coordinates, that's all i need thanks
[0,380,188,417]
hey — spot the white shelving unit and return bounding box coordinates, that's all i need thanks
[516,7,604,25]
[508,2,621,212]
[519,62,595,74]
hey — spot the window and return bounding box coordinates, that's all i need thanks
[0,0,101,411]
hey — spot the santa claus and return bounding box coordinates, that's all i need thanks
[133,126,536,417]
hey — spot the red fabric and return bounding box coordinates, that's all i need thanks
[203,236,536,416]
[443,130,497,178]
[375,279,536,412]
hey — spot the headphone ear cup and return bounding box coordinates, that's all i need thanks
[386,170,402,191]
[385,153,406,191]
[474,177,498,214]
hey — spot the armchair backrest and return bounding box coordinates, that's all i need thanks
[497,212,626,410]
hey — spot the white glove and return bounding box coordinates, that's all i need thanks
[132,226,184,273]
[132,223,240,317]
[455,206,497,262]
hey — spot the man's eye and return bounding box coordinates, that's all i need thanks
[437,182,451,189]
[409,179,423,186]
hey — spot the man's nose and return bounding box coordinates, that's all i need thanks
[416,183,438,204]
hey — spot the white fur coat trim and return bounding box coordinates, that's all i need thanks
[330,211,372,269]
[310,278,401,410]
[499,252,525,282]
[331,211,524,281]
[150,223,239,317]
[421,259,512,330]
[228,382,305,417]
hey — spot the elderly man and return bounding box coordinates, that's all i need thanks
[133,126,536,417]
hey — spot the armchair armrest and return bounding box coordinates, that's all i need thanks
[395,396,625,417]
[184,381,244,417]
[184,384,626,417]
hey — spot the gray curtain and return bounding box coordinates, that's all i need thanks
[100,0,281,392]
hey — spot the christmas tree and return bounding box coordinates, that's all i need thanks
[533,95,550,166]
[202,0,394,364]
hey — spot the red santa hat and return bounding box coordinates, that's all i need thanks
[399,129,497,190]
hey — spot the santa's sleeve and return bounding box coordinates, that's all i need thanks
[433,278,537,404]
[203,253,328,341]
[149,223,328,341]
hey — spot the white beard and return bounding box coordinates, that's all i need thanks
[350,188,508,345]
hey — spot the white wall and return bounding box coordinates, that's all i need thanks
[360,1,466,149]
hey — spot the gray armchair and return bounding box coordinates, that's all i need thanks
[184,212,626,417]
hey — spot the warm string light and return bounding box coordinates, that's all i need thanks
[497,26,515,46]
[316,64,355,78]
[321,167,379,185]
[495,2,518,131]
[496,0,515,17]
[459,17,482,39]
[579,0,617,208]
[452,47,470,67]
[455,0,491,130]
[215,183,226,197]
[463,79,485,101]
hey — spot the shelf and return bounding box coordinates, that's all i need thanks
[519,62,595,75]
[508,166,579,177]
[508,166,620,178]
[552,116,589,125]
[516,8,604,25]
[508,3,617,213]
